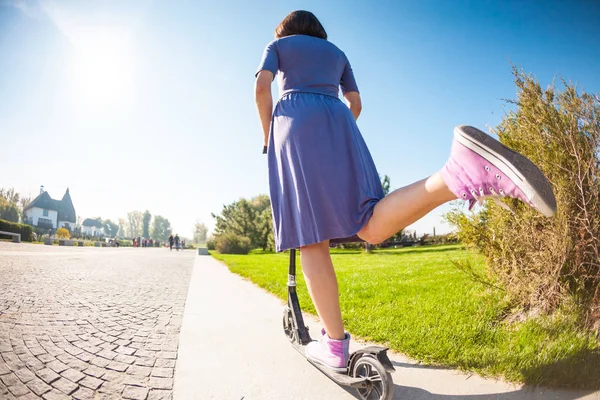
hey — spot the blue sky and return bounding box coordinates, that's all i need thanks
[1,0,599,238]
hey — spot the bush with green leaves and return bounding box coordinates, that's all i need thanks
[446,68,600,321]
[0,218,33,241]
[215,233,252,254]
[206,236,216,250]
[212,195,274,251]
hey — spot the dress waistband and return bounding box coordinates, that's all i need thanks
[278,89,340,102]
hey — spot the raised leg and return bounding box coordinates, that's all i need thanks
[358,172,456,244]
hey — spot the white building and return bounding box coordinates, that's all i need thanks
[81,218,105,236]
[24,187,76,230]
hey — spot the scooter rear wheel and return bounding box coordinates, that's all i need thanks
[351,354,394,400]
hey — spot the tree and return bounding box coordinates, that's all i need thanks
[19,195,30,223]
[257,207,274,251]
[212,195,274,251]
[103,219,119,238]
[250,195,273,251]
[117,218,126,238]
[151,215,172,241]
[0,188,20,223]
[194,221,208,244]
[126,211,143,238]
[381,174,391,196]
[142,210,151,238]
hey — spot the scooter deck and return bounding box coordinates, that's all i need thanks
[290,341,371,389]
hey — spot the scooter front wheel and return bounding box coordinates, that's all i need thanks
[351,354,394,400]
[282,307,296,343]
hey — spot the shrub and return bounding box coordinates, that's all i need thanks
[206,236,216,250]
[0,218,33,241]
[215,233,251,254]
[339,242,363,250]
[56,227,71,239]
[421,232,460,246]
[446,68,600,319]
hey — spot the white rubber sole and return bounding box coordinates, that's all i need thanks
[306,353,348,374]
[453,125,557,217]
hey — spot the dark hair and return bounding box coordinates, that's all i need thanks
[275,10,327,40]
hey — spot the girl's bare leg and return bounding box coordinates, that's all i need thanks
[302,125,557,349]
[358,172,456,244]
[300,172,455,340]
[300,240,345,340]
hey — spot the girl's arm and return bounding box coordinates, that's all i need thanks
[344,91,362,120]
[255,70,274,148]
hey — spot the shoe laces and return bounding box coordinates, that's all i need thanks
[467,180,515,214]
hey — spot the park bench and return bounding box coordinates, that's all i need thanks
[0,230,21,243]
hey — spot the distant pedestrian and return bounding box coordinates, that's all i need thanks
[169,234,174,251]
[174,234,180,251]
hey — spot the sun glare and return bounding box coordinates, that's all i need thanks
[70,34,135,108]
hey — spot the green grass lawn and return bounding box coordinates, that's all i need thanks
[213,245,599,389]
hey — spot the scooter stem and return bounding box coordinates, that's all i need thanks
[288,249,312,345]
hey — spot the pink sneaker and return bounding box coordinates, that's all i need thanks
[441,125,557,217]
[306,329,350,373]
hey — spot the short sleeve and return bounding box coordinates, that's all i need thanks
[340,58,359,94]
[255,40,279,78]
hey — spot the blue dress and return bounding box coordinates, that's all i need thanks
[256,35,384,252]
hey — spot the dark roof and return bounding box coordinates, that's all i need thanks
[24,191,58,212]
[82,218,103,228]
[24,188,77,223]
[58,188,76,223]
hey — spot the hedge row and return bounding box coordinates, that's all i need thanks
[0,218,33,242]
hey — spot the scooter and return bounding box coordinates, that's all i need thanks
[282,243,396,400]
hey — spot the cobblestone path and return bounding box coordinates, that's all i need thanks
[0,243,194,399]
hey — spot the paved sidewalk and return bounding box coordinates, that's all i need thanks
[174,255,600,400]
[0,242,194,399]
